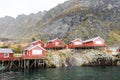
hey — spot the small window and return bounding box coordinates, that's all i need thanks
[32,50,42,55]
[95,41,102,44]
[4,53,9,58]
[55,42,59,46]
[74,42,82,45]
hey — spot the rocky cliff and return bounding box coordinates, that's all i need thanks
[0,0,120,45]
[38,0,120,45]
[45,49,119,67]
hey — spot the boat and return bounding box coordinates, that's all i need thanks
[0,64,5,71]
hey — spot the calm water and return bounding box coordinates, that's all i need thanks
[0,66,120,80]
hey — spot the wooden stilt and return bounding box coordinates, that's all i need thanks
[19,60,21,68]
[2,61,4,66]
[34,60,36,68]
[21,60,23,68]
[6,61,10,69]
[0,58,45,70]
[9,61,13,69]
[26,60,29,69]
[38,59,40,68]
[30,60,35,68]
[24,60,26,69]
[12,60,18,69]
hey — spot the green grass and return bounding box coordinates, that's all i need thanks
[14,54,22,57]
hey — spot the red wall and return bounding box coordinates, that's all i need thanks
[68,41,83,48]
[93,38,106,46]
[116,48,120,52]
[46,39,65,49]
[23,46,46,59]
[0,53,14,61]
[83,38,106,47]
[84,41,94,47]
[32,41,44,48]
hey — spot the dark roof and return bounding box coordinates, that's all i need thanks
[0,48,14,53]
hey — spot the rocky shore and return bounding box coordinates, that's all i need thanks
[45,49,120,68]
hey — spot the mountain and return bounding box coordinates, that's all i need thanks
[0,11,46,41]
[37,0,120,45]
[0,0,120,45]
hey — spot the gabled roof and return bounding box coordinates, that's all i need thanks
[31,40,43,44]
[48,38,61,42]
[0,48,14,53]
[83,36,105,43]
[71,38,82,43]
[25,44,46,51]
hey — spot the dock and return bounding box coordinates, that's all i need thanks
[0,57,45,70]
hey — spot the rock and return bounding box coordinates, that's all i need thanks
[51,54,61,67]
[45,49,119,67]
[107,4,114,10]
[117,61,120,66]
[67,54,87,66]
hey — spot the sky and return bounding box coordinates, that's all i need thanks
[0,0,67,18]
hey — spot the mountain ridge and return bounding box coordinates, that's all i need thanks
[0,0,120,45]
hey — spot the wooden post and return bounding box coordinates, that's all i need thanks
[24,60,26,69]
[34,60,36,68]
[38,59,40,68]
[21,60,23,68]
[19,60,21,68]
[9,61,13,69]
[6,61,10,69]
[2,61,4,66]
[26,60,29,69]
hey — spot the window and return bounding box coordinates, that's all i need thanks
[74,42,82,45]
[32,50,42,55]
[37,44,41,47]
[55,42,59,46]
[95,41,103,44]
[4,53,9,58]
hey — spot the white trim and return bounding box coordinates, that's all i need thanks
[94,40,103,44]
[83,36,105,43]
[71,38,82,42]
[48,38,60,42]
[25,44,46,51]
[55,42,59,46]
[74,42,82,45]
[4,53,9,58]
[32,50,42,55]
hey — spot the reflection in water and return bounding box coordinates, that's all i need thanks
[0,66,120,80]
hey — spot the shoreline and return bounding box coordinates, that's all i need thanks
[1,49,120,71]
[45,49,120,68]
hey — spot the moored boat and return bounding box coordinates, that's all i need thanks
[0,64,5,71]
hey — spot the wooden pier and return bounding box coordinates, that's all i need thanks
[0,58,45,71]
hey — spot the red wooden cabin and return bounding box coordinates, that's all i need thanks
[83,36,106,48]
[116,48,120,52]
[31,40,44,48]
[68,38,83,49]
[46,38,65,49]
[22,44,46,59]
[0,48,14,61]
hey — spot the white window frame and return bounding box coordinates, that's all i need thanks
[32,50,42,55]
[74,42,82,45]
[4,53,9,58]
[55,42,59,46]
[95,40,103,44]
